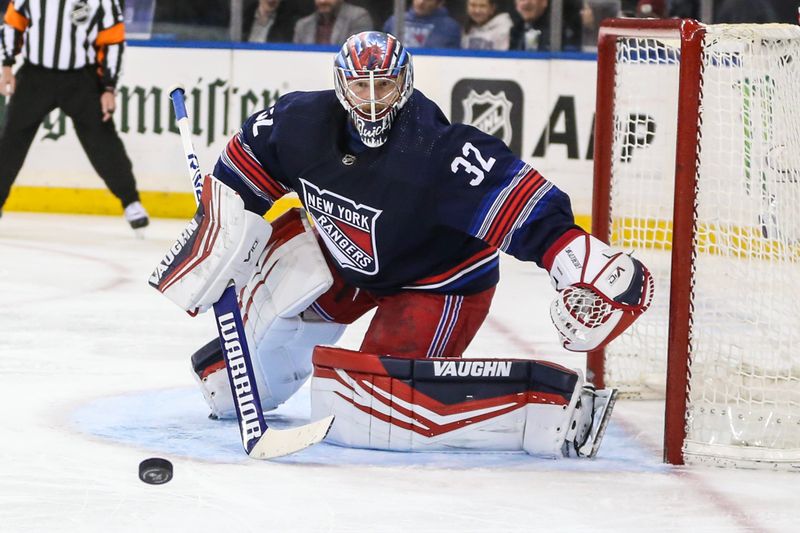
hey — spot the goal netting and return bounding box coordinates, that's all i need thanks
[592,20,800,469]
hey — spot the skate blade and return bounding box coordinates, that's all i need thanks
[578,388,618,458]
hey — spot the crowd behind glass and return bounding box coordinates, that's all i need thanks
[1,0,797,52]
[133,0,798,52]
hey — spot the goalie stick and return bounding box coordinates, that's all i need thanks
[169,86,334,459]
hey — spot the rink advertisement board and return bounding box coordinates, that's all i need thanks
[1,44,598,219]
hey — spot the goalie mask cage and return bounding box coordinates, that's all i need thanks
[590,19,800,469]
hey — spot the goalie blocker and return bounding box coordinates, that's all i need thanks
[311,347,617,458]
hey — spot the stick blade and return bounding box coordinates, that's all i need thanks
[248,415,334,460]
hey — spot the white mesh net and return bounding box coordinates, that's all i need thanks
[605,35,680,397]
[603,24,800,468]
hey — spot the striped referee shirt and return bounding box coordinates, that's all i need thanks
[1,0,125,89]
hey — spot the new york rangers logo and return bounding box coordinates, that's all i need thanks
[300,179,382,275]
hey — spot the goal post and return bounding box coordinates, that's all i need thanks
[590,19,800,469]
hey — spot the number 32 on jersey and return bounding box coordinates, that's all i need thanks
[450,142,496,186]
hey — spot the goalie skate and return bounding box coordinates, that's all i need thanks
[565,385,618,458]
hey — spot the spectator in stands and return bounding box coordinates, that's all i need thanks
[509,0,582,51]
[280,0,316,22]
[714,0,778,24]
[669,0,789,24]
[243,0,296,43]
[564,0,589,50]
[462,0,513,50]
[667,0,698,19]
[293,0,373,45]
[383,0,462,49]
[151,0,231,41]
[635,0,666,17]
[349,0,394,29]
[766,0,798,23]
[580,0,621,52]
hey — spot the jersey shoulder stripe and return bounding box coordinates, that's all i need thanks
[497,180,555,252]
[218,148,271,201]
[468,160,527,236]
[484,169,545,245]
[474,164,552,250]
[224,132,288,201]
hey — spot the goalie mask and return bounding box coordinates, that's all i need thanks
[334,31,414,148]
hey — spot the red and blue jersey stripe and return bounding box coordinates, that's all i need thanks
[217,130,289,208]
[403,247,499,292]
[471,162,555,253]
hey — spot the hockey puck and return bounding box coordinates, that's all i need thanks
[138,457,173,485]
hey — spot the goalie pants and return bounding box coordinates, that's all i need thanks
[309,265,495,358]
[0,63,141,210]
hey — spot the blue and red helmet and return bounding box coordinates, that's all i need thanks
[334,32,414,148]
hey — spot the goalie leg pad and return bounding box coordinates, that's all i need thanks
[311,347,615,457]
[250,208,334,319]
[192,316,346,419]
[191,338,234,419]
[191,207,341,419]
[149,175,272,314]
[251,314,346,412]
[240,207,334,348]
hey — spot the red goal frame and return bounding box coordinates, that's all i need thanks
[589,18,705,466]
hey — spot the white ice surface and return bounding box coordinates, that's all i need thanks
[0,212,797,533]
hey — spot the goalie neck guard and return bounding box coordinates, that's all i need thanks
[334,31,414,148]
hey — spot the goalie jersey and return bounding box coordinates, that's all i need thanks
[213,89,580,296]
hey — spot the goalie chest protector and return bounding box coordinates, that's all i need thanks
[220,89,579,296]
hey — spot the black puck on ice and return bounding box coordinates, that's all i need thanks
[138,457,173,485]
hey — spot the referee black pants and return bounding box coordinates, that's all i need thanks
[0,63,140,209]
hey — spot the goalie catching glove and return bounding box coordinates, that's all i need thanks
[543,230,654,352]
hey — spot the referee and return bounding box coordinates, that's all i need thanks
[0,0,148,232]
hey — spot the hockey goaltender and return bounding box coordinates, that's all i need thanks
[151,31,653,459]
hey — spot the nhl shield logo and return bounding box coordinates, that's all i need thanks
[299,179,382,275]
[451,79,523,155]
[462,89,514,145]
[71,0,90,25]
